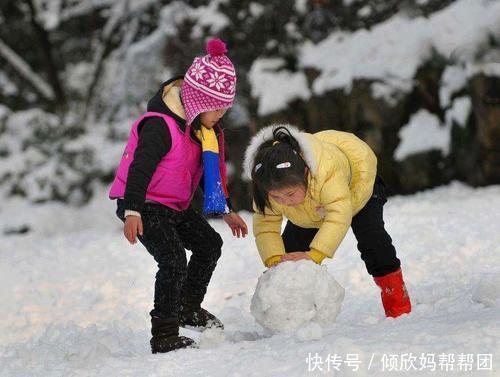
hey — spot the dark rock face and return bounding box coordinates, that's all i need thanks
[227,67,499,210]
[470,76,500,185]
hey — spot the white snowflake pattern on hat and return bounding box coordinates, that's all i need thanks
[190,61,206,80]
[207,72,227,91]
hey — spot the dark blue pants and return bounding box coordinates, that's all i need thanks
[116,200,222,319]
[282,177,401,277]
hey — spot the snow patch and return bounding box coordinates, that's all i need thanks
[440,65,468,108]
[249,58,311,116]
[394,109,450,161]
[190,0,230,39]
[445,96,472,128]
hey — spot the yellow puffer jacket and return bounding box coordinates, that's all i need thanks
[243,125,377,266]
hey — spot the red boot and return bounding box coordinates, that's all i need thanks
[373,268,411,318]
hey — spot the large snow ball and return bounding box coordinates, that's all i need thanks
[250,260,345,334]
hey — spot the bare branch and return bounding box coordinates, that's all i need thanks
[0,37,55,101]
[25,0,66,106]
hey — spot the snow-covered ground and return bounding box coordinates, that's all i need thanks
[1,182,499,376]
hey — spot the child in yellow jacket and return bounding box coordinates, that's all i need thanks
[243,125,411,318]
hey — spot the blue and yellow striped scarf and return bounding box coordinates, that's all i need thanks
[195,127,230,216]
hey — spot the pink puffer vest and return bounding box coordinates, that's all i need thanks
[108,112,203,211]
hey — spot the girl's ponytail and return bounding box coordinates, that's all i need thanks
[251,126,309,214]
[271,126,301,153]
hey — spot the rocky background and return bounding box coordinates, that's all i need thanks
[0,0,499,211]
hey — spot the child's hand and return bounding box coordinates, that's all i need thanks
[223,212,248,238]
[124,215,143,244]
[280,252,312,262]
[266,255,282,268]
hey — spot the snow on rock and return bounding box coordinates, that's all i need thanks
[394,109,450,161]
[439,65,468,108]
[467,60,500,79]
[445,96,472,128]
[250,260,344,334]
[248,58,311,116]
[300,0,500,97]
[247,0,500,114]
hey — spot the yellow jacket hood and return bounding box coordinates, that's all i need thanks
[243,124,318,180]
[245,124,377,265]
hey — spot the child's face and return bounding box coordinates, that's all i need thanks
[268,185,307,207]
[200,109,227,128]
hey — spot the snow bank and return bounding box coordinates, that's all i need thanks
[1,322,145,376]
[250,260,344,334]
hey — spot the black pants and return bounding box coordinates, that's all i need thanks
[282,177,400,277]
[116,200,222,319]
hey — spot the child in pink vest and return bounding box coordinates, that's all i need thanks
[109,39,247,353]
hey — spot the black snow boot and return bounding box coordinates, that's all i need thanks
[150,316,195,354]
[179,300,224,331]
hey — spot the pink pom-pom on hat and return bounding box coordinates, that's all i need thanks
[206,38,227,57]
[181,38,237,125]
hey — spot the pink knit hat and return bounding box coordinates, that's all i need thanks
[181,38,237,125]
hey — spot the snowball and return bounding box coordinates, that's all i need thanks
[250,261,345,334]
[198,327,226,348]
[295,322,323,341]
